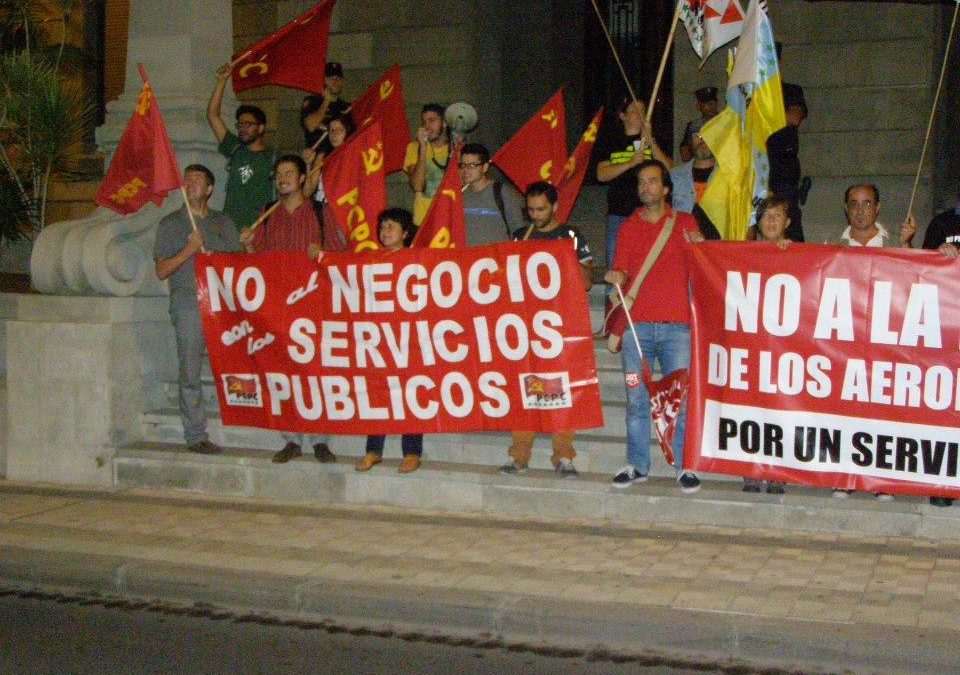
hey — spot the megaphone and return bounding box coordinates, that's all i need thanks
[445,101,478,136]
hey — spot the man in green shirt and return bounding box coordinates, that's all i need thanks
[206,63,276,230]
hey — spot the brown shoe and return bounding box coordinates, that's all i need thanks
[272,442,302,463]
[313,443,336,463]
[355,453,382,472]
[398,454,421,473]
[188,440,222,455]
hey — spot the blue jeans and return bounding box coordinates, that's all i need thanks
[366,434,423,457]
[621,322,690,476]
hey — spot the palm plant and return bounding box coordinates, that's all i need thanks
[0,0,91,244]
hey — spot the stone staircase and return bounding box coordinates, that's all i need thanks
[114,286,960,541]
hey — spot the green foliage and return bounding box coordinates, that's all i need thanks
[0,0,91,241]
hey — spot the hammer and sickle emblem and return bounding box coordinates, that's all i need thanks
[379,80,394,100]
[238,61,268,78]
[529,380,545,395]
[541,109,558,129]
[362,142,385,175]
[135,85,152,116]
[583,122,598,143]
[441,188,457,201]
[539,160,553,180]
[564,156,576,178]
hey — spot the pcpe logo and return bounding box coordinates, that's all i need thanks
[519,372,572,410]
[222,374,263,407]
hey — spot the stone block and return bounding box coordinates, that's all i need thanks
[802,129,923,178]
[771,1,937,43]
[252,465,346,502]
[328,32,374,71]
[344,471,483,511]
[481,481,606,519]
[115,457,248,496]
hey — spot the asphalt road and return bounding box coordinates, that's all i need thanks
[0,592,720,675]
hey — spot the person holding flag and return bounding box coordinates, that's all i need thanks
[154,165,241,455]
[603,160,705,494]
[500,181,593,479]
[300,61,351,148]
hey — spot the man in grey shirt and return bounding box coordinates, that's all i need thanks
[154,164,241,454]
[459,143,525,246]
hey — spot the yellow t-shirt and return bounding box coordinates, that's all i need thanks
[404,141,451,224]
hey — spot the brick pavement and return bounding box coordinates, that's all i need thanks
[0,482,958,672]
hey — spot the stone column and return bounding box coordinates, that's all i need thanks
[31,0,236,296]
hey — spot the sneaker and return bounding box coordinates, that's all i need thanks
[678,472,701,494]
[398,454,421,474]
[611,465,647,488]
[766,481,786,495]
[930,496,954,508]
[555,458,578,478]
[355,453,382,472]
[313,443,336,463]
[499,461,528,475]
[742,478,762,493]
[832,489,853,499]
[272,442,302,463]
[874,492,895,502]
[188,440,222,455]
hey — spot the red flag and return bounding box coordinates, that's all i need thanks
[643,362,689,466]
[322,121,387,252]
[348,65,410,175]
[95,63,182,215]
[231,0,336,94]
[411,146,466,249]
[492,89,567,192]
[556,107,604,224]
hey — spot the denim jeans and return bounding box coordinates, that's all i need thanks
[621,322,690,476]
[366,434,423,457]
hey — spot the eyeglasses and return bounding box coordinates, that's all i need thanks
[846,200,877,210]
[458,162,483,169]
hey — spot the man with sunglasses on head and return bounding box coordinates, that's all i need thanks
[459,143,525,246]
[207,63,276,231]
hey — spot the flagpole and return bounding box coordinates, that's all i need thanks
[588,0,639,104]
[614,282,645,361]
[646,0,685,123]
[179,186,208,255]
[906,0,960,219]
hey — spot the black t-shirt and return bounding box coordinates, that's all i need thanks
[300,95,351,147]
[692,166,712,184]
[923,209,960,249]
[597,132,646,217]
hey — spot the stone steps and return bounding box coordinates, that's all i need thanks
[112,442,960,541]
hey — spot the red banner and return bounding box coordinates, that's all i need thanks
[556,107,603,225]
[196,242,603,435]
[95,63,182,214]
[348,65,410,175]
[411,146,466,249]
[231,0,336,94]
[687,242,960,498]
[321,121,386,252]
[492,89,567,192]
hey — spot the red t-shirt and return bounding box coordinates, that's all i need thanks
[612,207,699,324]
[252,200,320,253]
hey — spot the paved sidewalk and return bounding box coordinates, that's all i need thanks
[0,481,958,673]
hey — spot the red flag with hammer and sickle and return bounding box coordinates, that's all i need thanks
[95,63,182,215]
[556,107,604,224]
[231,1,337,94]
[411,146,466,249]
[348,65,410,175]
[492,89,568,193]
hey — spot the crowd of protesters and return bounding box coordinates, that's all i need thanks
[151,61,956,508]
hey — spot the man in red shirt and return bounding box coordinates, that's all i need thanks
[604,160,704,494]
[239,155,335,464]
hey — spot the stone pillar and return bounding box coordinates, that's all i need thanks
[31,0,236,296]
[4,295,173,486]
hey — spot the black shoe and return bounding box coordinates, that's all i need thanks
[272,442,302,463]
[678,472,701,495]
[188,440,222,455]
[313,443,336,463]
[611,465,647,489]
[766,482,786,495]
[930,496,954,508]
[742,478,762,493]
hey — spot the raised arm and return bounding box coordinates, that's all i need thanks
[206,63,232,143]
